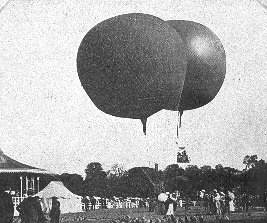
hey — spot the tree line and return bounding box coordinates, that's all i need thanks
[57,155,267,200]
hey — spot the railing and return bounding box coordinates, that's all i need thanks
[179,200,198,207]
[13,196,200,214]
[81,200,140,211]
[12,197,25,216]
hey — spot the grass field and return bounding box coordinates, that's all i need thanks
[57,206,267,223]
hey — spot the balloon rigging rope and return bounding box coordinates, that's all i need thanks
[256,0,267,12]
[141,167,165,192]
[0,0,13,15]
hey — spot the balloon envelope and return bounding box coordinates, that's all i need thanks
[77,14,187,119]
[167,20,226,111]
[158,193,168,202]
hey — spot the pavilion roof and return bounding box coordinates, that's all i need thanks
[0,149,55,175]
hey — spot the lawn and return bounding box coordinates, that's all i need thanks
[57,206,267,223]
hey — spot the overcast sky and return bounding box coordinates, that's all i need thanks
[0,0,266,177]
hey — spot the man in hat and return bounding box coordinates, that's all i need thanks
[164,192,171,215]
[199,190,205,200]
[203,191,210,214]
[91,196,96,211]
[17,195,45,223]
[33,196,46,223]
[0,186,14,223]
[263,191,267,212]
[16,195,29,223]
[82,196,89,211]
[219,191,226,216]
[50,197,60,223]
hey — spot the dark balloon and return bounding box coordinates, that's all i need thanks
[77,14,187,121]
[167,20,226,112]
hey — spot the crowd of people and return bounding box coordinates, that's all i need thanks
[1,184,267,223]
[0,186,61,223]
[144,189,236,220]
[201,189,235,217]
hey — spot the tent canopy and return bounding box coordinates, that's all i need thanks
[34,181,81,199]
[34,181,82,214]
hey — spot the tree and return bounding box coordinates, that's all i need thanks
[215,164,224,170]
[242,158,267,196]
[107,164,126,178]
[164,164,187,193]
[59,173,84,195]
[243,155,258,170]
[85,162,104,180]
[106,164,127,197]
[83,162,108,197]
[184,165,202,198]
[122,167,157,198]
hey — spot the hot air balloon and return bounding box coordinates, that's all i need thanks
[167,20,226,113]
[77,13,188,134]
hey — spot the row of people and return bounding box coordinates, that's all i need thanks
[201,189,235,216]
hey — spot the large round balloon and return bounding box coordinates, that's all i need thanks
[77,13,187,120]
[167,20,226,111]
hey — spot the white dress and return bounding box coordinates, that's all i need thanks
[166,203,174,215]
[228,192,235,212]
[166,195,176,215]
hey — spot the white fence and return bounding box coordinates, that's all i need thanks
[12,196,141,215]
[81,199,140,211]
[12,197,25,216]
[12,196,198,215]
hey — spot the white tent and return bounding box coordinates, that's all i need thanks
[34,181,82,214]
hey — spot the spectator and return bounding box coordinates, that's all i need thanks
[16,196,29,223]
[184,195,190,213]
[165,192,176,217]
[50,197,60,223]
[172,193,178,213]
[33,196,46,223]
[91,196,96,211]
[17,196,45,223]
[100,197,105,209]
[224,190,230,215]
[263,192,267,212]
[102,197,107,209]
[241,193,249,212]
[0,187,14,223]
[164,192,171,215]
[148,198,155,212]
[213,190,221,216]
[209,191,215,214]
[228,191,235,212]
[203,192,210,214]
[82,196,89,211]
[199,190,205,200]
[219,192,226,216]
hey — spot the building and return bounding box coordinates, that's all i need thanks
[0,149,57,211]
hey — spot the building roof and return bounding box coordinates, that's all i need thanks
[0,149,54,175]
